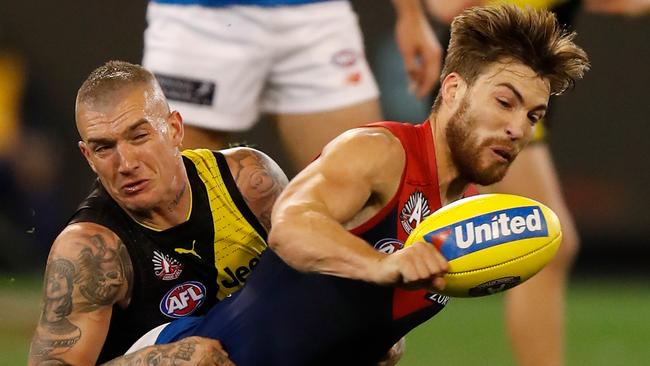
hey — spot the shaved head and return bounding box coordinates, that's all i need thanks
[75,61,169,138]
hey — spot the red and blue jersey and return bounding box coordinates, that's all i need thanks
[353,120,456,320]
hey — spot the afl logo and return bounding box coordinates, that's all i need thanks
[374,238,404,254]
[159,281,206,318]
[400,191,432,234]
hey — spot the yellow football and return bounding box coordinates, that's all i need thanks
[405,194,562,297]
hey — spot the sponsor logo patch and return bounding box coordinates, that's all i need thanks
[424,206,548,261]
[400,191,432,235]
[219,257,260,289]
[345,72,362,85]
[425,292,451,306]
[174,240,202,259]
[152,251,183,280]
[374,238,404,254]
[155,73,215,106]
[331,49,358,68]
[469,276,521,296]
[159,281,206,318]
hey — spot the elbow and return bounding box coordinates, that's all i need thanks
[267,220,296,262]
[267,225,284,252]
[267,218,312,272]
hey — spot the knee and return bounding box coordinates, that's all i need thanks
[548,220,580,274]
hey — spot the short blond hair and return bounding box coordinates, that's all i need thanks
[76,60,159,107]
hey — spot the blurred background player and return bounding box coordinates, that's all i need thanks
[142,0,442,175]
[426,1,649,366]
[0,31,62,272]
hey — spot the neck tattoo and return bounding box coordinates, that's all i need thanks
[168,182,186,212]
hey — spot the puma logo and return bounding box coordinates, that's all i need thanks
[175,240,201,259]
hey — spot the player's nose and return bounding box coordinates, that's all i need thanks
[116,142,139,173]
[504,116,528,141]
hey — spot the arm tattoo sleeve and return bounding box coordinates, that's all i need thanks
[75,234,130,312]
[228,149,288,231]
[30,230,133,363]
[102,338,199,366]
[30,259,81,359]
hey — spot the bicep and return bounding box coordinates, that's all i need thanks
[276,128,403,223]
[29,224,132,365]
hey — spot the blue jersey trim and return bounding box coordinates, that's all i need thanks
[153,0,336,7]
[156,316,203,345]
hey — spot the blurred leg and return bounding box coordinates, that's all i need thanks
[488,143,580,366]
[274,98,383,174]
[182,124,232,151]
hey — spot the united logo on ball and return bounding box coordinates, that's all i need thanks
[405,194,562,297]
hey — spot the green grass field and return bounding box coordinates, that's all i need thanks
[2,276,648,365]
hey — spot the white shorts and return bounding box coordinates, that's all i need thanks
[143,1,379,131]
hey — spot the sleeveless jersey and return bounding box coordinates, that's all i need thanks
[69,149,267,363]
[150,121,476,365]
[353,120,465,322]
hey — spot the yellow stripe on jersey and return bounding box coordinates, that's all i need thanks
[183,149,267,299]
[487,0,567,10]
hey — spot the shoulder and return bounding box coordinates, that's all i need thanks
[220,147,288,188]
[219,147,289,231]
[318,127,405,179]
[324,127,403,159]
[52,222,124,257]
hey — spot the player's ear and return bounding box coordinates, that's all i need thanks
[78,141,97,173]
[168,111,184,148]
[441,72,467,109]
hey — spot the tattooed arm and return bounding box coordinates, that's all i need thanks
[28,222,132,365]
[28,223,234,366]
[103,336,233,366]
[223,147,289,232]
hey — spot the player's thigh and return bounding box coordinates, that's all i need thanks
[486,143,579,268]
[182,125,231,150]
[262,1,381,169]
[143,3,272,134]
[274,99,382,170]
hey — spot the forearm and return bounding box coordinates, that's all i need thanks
[269,207,385,282]
[102,336,232,366]
[102,342,189,366]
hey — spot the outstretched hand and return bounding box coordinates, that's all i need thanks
[373,238,448,292]
[394,9,443,99]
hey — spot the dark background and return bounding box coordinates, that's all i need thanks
[0,0,648,275]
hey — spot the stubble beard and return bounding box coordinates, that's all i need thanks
[445,98,511,186]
